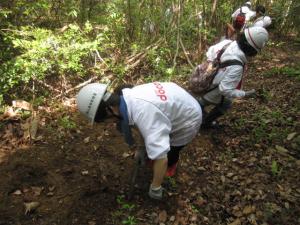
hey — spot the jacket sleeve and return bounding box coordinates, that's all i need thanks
[132,100,171,160]
[218,65,246,98]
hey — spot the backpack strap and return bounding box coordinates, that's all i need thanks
[219,59,244,68]
[205,60,245,94]
[214,42,232,66]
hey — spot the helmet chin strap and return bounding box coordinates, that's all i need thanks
[103,92,112,102]
[107,106,123,120]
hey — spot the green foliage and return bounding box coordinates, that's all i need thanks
[263,66,300,80]
[146,47,174,80]
[0,22,102,102]
[271,160,282,177]
[116,195,135,210]
[113,195,136,225]
[122,216,137,225]
[166,176,177,189]
[58,116,76,129]
[250,109,293,144]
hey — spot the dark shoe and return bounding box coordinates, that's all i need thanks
[201,121,222,129]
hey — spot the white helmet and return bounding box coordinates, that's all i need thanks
[245,1,251,7]
[244,26,268,51]
[76,83,111,123]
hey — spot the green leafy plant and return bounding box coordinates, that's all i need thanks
[263,66,300,80]
[113,195,136,224]
[166,176,177,189]
[122,216,137,225]
[271,160,282,177]
[58,116,76,129]
[0,22,102,102]
[250,109,292,144]
[191,205,199,213]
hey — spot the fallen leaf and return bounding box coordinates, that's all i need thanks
[31,186,43,196]
[284,202,290,209]
[13,190,22,195]
[49,186,56,192]
[122,152,131,158]
[287,132,297,141]
[24,202,40,215]
[81,170,89,175]
[169,215,175,222]
[228,218,241,225]
[158,210,167,223]
[190,214,197,222]
[221,175,226,183]
[88,221,96,225]
[84,137,90,143]
[243,205,255,215]
[275,145,288,153]
[226,172,234,178]
[248,214,258,225]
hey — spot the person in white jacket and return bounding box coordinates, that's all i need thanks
[198,26,269,128]
[231,1,256,31]
[251,5,272,29]
[76,82,202,200]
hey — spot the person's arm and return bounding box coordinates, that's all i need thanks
[218,65,246,98]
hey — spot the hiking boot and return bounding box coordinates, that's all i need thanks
[165,163,177,177]
[148,185,164,200]
[201,121,221,129]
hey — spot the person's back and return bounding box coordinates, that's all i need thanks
[203,41,246,105]
[122,82,202,152]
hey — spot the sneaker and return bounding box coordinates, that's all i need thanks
[148,186,164,200]
[165,163,177,177]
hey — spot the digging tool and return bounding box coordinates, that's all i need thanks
[128,146,146,200]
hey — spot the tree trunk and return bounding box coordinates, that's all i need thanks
[210,0,218,26]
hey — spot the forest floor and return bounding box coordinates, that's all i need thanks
[0,37,299,225]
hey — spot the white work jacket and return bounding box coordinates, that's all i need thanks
[203,41,247,104]
[122,82,202,160]
[252,16,272,28]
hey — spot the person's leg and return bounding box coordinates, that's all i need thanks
[166,146,185,177]
[197,97,209,119]
[152,158,168,187]
[167,146,185,167]
[202,98,232,128]
[149,157,167,200]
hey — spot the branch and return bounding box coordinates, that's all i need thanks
[54,76,99,99]
[179,37,195,68]
[94,50,108,67]
[172,0,181,68]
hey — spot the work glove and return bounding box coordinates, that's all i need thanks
[244,89,256,97]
